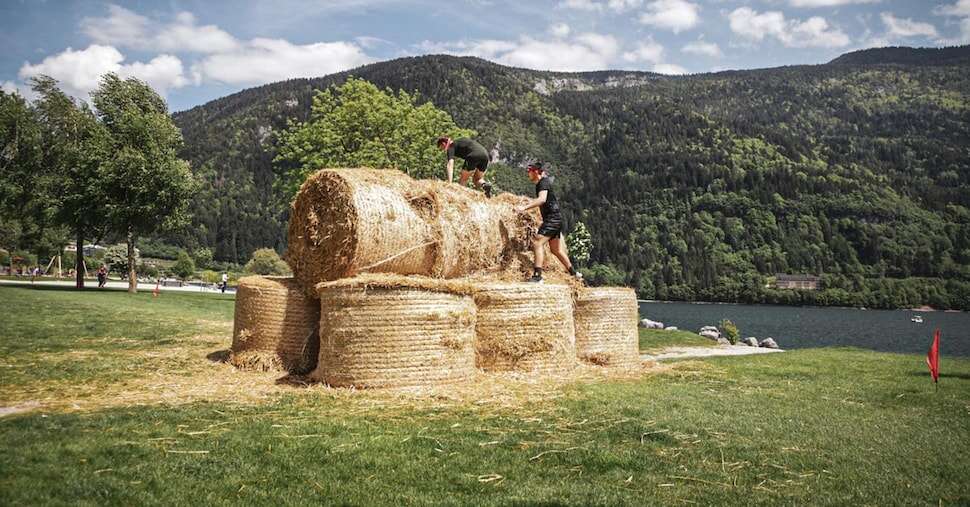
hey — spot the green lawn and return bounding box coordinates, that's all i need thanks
[639,328,717,352]
[1,285,968,505]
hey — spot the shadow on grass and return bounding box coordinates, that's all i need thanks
[206,349,230,363]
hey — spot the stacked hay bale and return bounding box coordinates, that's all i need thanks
[473,283,577,374]
[311,276,477,388]
[230,167,642,389]
[285,168,538,293]
[573,287,640,367]
[230,276,320,373]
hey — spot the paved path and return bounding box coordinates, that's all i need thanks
[642,345,783,362]
[0,278,235,294]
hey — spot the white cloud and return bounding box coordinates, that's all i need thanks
[81,5,239,53]
[80,5,150,47]
[881,12,939,38]
[191,38,373,85]
[559,0,602,10]
[622,39,665,63]
[932,0,970,44]
[558,0,643,11]
[549,23,572,38]
[17,45,188,100]
[154,12,240,53]
[789,0,880,7]
[1,81,17,94]
[933,0,970,17]
[653,63,687,74]
[639,0,700,33]
[417,33,622,72]
[729,7,850,47]
[682,39,722,57]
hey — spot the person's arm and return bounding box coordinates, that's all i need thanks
[446,158,455,183]
[516,190,547,213]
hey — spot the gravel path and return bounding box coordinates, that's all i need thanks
[642,345,783,362]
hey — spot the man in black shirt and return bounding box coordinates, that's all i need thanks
[437,136,494,197]
[516,162,582,283]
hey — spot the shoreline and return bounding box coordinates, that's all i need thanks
[637,299,964,313]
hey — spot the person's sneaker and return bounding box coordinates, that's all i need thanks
[482,182,493,198]
[527,274,544,283]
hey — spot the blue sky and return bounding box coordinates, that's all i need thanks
[2,0,968,112]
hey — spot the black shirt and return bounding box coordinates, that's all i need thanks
[535,176,562,221]
[447,138,488,162]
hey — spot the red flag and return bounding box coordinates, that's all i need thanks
[926,328,941,384]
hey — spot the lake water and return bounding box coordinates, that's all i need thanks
[639,301,970,357]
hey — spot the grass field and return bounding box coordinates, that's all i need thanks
[1,285,968,505]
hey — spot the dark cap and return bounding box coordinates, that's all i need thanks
[526,161,545,172]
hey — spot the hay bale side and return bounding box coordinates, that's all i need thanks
[286,168,437,294]
[286,168,536,291]
[230,276,320,373]
[312,284,476,388]
[573,287,639,367]
[473,283,577,374]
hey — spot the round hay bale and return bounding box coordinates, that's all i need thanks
[286,169,437,294]
[573,287,640,367]
[312,280,476,388]
[286,169,536,292]
[231,276,320,373]
[473,283,577,374]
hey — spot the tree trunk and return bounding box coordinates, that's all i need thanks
[75,231,84,289]
[127,228,137,294]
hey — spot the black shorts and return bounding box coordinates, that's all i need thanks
[537,218,563,238]
[462,155,488,173]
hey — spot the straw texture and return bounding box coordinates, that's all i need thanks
[573,287,640,367]
[312,283,477,388]
[286,168,537,292]
[473,283,577,374]
[230,276,321,373]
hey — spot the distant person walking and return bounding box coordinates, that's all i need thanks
[437,136,493,197]
[516,162,582,283]
[221,272,228,293]
[97,266,107,288]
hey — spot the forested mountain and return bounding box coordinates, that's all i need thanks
[170,47,970,309]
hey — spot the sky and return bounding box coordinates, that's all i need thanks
[2,0,968,112]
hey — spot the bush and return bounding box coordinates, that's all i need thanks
[201,270,219,285]
[244,248,290,276]
[171,251,196,280]
[718,319,740,345]
[193,248,213,270]
[138,262,160,279]
[104,243,139,275]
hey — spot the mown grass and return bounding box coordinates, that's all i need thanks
[1,286,969,505]
[639,327,716,352]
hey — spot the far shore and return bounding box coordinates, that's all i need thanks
[637,299,963,313]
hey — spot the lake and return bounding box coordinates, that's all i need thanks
[639,301,970,357]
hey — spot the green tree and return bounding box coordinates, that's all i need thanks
[24,78,109,287]
[92,74,195,293]
[568,222,593,267]
[192,247,213,269]
[275,77,474,196]
[171,250,195,280]
[244,248,291,275]
[104,243,139,276]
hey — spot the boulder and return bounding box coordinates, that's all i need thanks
[639,319,665,329]
[743,337,759,347]
[716,337,731,346]
[699,325,719,334]
[699,330,720,340]
[759,338,779,349]
[664,326,678,331]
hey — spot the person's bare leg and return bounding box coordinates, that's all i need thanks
[458,170,472,187]
[533,234,550,271]
[472,170,485,189]
[549,236,573,271]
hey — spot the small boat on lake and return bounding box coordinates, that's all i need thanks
[911,315,924,323]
